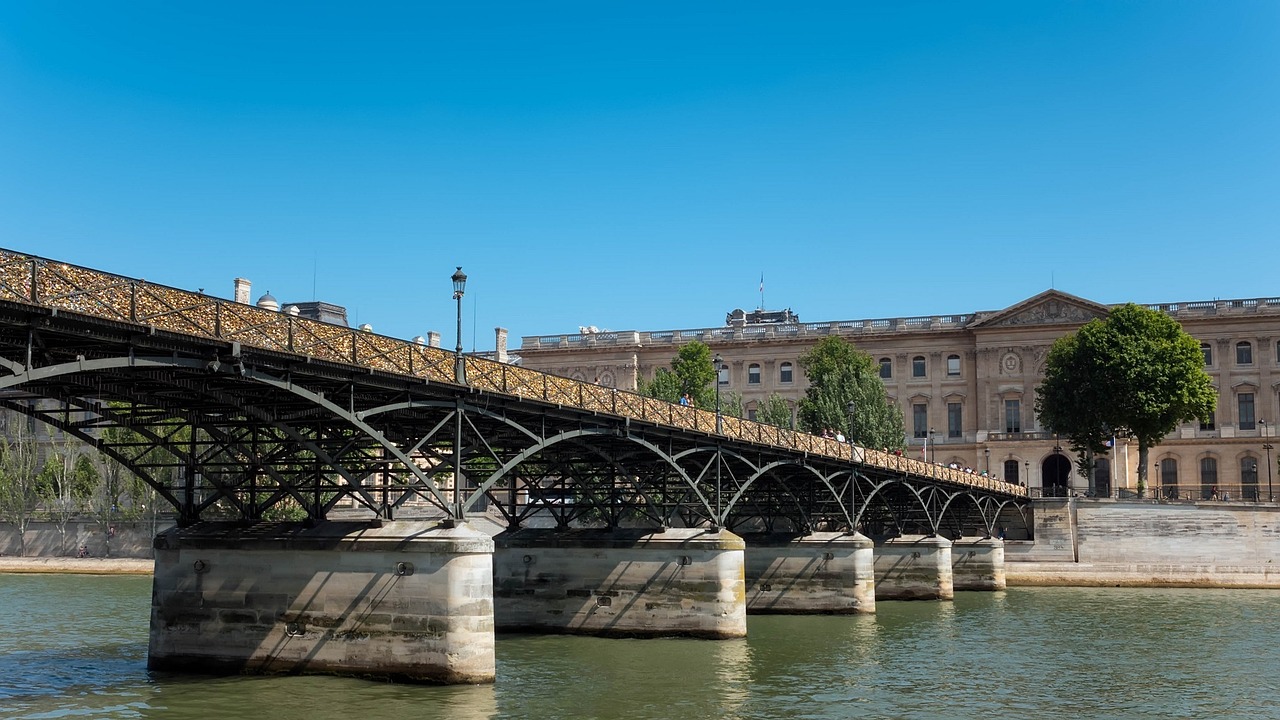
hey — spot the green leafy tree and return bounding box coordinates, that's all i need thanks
[639,341,718,408]
[38,438,98,555]
[796,337,905,450]
[0,409,44,556]
[757,393,795,429]
[1035,303,1216,497]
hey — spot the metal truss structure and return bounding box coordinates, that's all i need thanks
[0,249,1030,538]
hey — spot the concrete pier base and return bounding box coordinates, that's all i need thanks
[873,535,954,601]
[951,537,1006,591]
[492,527,746,638]
[743,532,875,614]
[148,521,495,684]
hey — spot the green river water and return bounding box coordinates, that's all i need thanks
[1,573,1278,720]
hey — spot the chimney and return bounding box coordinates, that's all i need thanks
[427,331,441,348]
[494,327,509,363]
[234,278,251,305]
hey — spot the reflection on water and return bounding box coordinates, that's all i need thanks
[1,574,1279,720]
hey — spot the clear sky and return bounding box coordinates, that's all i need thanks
[2,2,1277,351]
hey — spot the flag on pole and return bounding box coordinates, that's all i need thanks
[759,272,764,293]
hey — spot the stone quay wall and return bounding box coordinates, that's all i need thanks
[1005,498,1280,588]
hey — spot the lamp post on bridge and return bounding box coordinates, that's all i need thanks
[984,447,990,475]
[714,353,723,434]
[846,399,857,444]
[450,266,468,524]
[452,266,467,384]
[928,428,936,463]
[1262,419,1273,502]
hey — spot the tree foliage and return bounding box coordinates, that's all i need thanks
[756,393,794,429]
[796,337,905,450]
[1035,303,1216,497]
[0,409,44,556]
[639,341,721,410]
[38,438,98,554]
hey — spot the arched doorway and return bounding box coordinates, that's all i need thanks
[1042,453,1072,497]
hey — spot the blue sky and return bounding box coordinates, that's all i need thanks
[2,2,1277,351]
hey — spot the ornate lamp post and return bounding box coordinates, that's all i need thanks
[1262,420,1273,502]
[1024,460,1030,490]
[984,447,990,475]
[451,266,467,384]
[714,353,723,434]
[846,399,857,444]
[928,427,936,463]
[450,267,467,524]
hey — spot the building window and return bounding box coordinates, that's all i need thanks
[1005,399,1021,433]
[748,364,761,385]
[1242,457,1259,501]
[947,402,962,438]
[912,356,926,378]
[1200,457,1218,499]
[946,354,961,377]
[1200,411,1215,431]
[779,362,793,384]
[1239,392,1256,430]
[1160,458,1179,499]
[1004,459,1020,485]
[879,358,892,379]
[913,404,928,439]
[1201,343,1212,366]
[747,408,758,421]
[718,364,729,385]
[1237,341,1253,365]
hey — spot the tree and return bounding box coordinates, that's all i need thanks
[796,337,905,450]
[1035,303,1215,497]
[638,341,718,409]
[0,409,44,556]
[37,438,98,555]
[756,393,794,429]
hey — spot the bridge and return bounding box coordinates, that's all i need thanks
[0,247,1028,684]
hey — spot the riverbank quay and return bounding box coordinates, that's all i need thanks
[0,556,153,574]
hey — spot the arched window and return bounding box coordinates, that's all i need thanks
[879,358,892,379]
[1241,457,1259,501]
[1003,459,1020,485]
[1160,458,1179,500]
[912,356,926,378]
[1200,342,1212,366]
[946,354,961,377]
[1200,457,1218,500]
[779,362,793,384]
[1237,341,1253,365]
[748,363,761,385]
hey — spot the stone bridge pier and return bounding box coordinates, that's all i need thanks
[148,521,496,684]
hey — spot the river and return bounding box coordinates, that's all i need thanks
[1,573,1277,719]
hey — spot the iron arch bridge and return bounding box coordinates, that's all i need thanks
[0,249,1030,539]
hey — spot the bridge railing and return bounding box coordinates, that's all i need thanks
[0,248,1026,498]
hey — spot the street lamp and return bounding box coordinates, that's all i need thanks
[452,266,467,384]
[929,427,936,463]
[846,399,857,444]
[1024,460,1030,489]
[984,447,990,475]
[713,353,723,434]
[1262,420,1273,502]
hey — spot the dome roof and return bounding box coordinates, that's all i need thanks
[256,292,279,311]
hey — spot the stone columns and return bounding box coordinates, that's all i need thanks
[743,532,875,614]
[873,535,954,600]
[951,537,1006,591]
[492,527,746,638]
[148,521,495,684]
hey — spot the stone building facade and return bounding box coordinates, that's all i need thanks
[517,290,1280,500]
